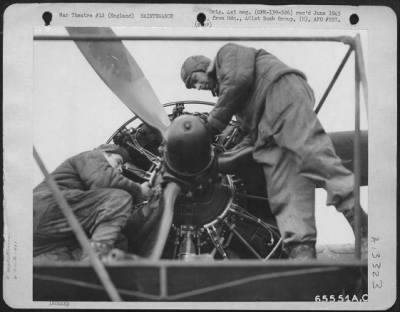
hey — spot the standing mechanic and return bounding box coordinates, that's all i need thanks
[181,43,368,259]
[33,144,152,261]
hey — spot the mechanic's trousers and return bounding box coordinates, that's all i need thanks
[253,74,355,246]
[33,188,133,260]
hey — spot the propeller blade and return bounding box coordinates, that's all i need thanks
[66,27,170,135]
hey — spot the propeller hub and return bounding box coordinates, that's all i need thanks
[164,115,213,177]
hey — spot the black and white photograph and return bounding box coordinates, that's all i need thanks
[3,3,397,309]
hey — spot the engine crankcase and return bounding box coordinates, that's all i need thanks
[173,176,235,227]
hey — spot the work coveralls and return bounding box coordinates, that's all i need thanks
[206,43,355,246]
[33,150,144,260]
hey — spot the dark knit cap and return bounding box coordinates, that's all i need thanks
[96,144,133,163]
[181,55,211,88]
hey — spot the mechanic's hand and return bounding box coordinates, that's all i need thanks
[140,181,154,199]
[231,133,253,151]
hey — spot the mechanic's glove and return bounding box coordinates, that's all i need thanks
[140,181,154,199]
[195,115,220,139]
[205,122,221,139]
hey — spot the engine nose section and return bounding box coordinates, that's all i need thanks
[165,115,213,176]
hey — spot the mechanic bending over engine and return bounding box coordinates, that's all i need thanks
[33,144,152,261]
[181,43,368,260]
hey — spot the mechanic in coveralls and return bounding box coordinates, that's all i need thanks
[181,43,368,260]
[33,144,152,261]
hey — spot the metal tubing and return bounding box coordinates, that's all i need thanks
[106,100,216,143]
[223,220,262,259]
[167,266,341,301]
[263,237,283,261]
[354,34,369,116]
[236,193,269,201]
[205,225,228,258]
[315,46,353,114]
[354,45,362,260]
[223,127,238,148]
[33,273,162,300]
[160,266,168,299]
[229,207,280,232]
[34,34,354,44]
[33,147,122,301]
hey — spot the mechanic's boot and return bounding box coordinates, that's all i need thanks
[343,208,368,237]
[81,240,114,262]
[286,242,317,260]
[342,208,368,259]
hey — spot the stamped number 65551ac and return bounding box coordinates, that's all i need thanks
[315,294,368,302]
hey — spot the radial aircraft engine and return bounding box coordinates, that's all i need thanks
[108,102,283,261]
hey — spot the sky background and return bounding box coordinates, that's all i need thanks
[33,27,368,245]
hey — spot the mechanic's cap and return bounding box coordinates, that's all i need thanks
[96,144,133,163]
[181,55,211,88]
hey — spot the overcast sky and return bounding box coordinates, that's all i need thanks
[33,27,368,245]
